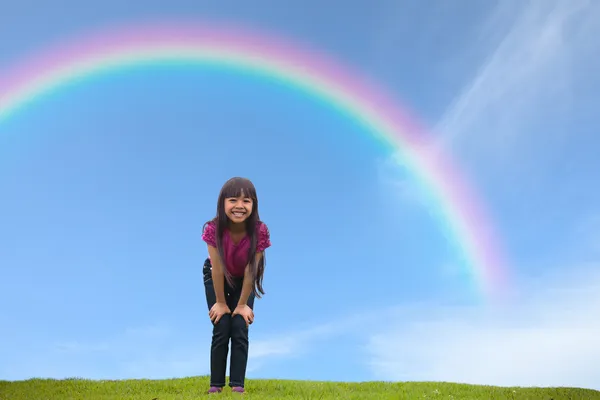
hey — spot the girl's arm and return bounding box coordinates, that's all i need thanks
[238,252,263,306]
[208,245,227,304]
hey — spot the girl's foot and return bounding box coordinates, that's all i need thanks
[231,386,245,394]
[207,386,223,394]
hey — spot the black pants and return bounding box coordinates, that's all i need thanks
[203,258,255,388]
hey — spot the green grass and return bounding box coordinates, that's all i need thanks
[1,376,599,399]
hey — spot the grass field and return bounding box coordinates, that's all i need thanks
[1,376,599,400]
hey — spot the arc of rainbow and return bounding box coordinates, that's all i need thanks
[0,23,509,299]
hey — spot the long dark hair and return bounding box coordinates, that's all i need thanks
[203,177,266,298]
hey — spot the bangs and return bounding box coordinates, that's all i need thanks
[220,177,257,200]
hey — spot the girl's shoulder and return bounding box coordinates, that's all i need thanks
[203,219,217,232]
[256,220,271,252]
[202,219,217,247]
[255,220,270,234]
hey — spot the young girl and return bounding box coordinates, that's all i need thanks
[201,177,271,394]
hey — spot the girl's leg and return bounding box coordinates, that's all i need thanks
[203,258,232,389]
[227,279,255,389]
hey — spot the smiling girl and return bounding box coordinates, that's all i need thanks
[201,177,271,394]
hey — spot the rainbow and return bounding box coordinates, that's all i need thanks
[0,22,509,298]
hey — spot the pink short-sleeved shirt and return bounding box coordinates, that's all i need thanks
[202,220,271,277]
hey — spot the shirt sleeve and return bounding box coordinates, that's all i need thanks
[257,222,271,253]
[202,221,217,247]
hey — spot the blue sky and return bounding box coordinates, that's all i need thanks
[1,0,600,391]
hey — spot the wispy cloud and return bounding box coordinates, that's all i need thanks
[434,0,600,169]
[375,0,600,253]
[6,267,600,390]
[1,318,346,381]
[374,154,425,209]
[365,264,600,390]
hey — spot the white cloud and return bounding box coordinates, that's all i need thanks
[365,265,600,390]
[370,5,600,390]
[433,0,600,170]
[1,318,342,381]
[8,267,600,391]
[372,0,598,218]
[250,322,338,359]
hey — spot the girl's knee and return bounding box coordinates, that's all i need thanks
[231,315,248,334]
[213,314,232,331]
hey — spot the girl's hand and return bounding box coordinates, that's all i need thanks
[209,302,231,324]
[232,305,254,326]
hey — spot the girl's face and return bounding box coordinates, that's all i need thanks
[224,194,253,224]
